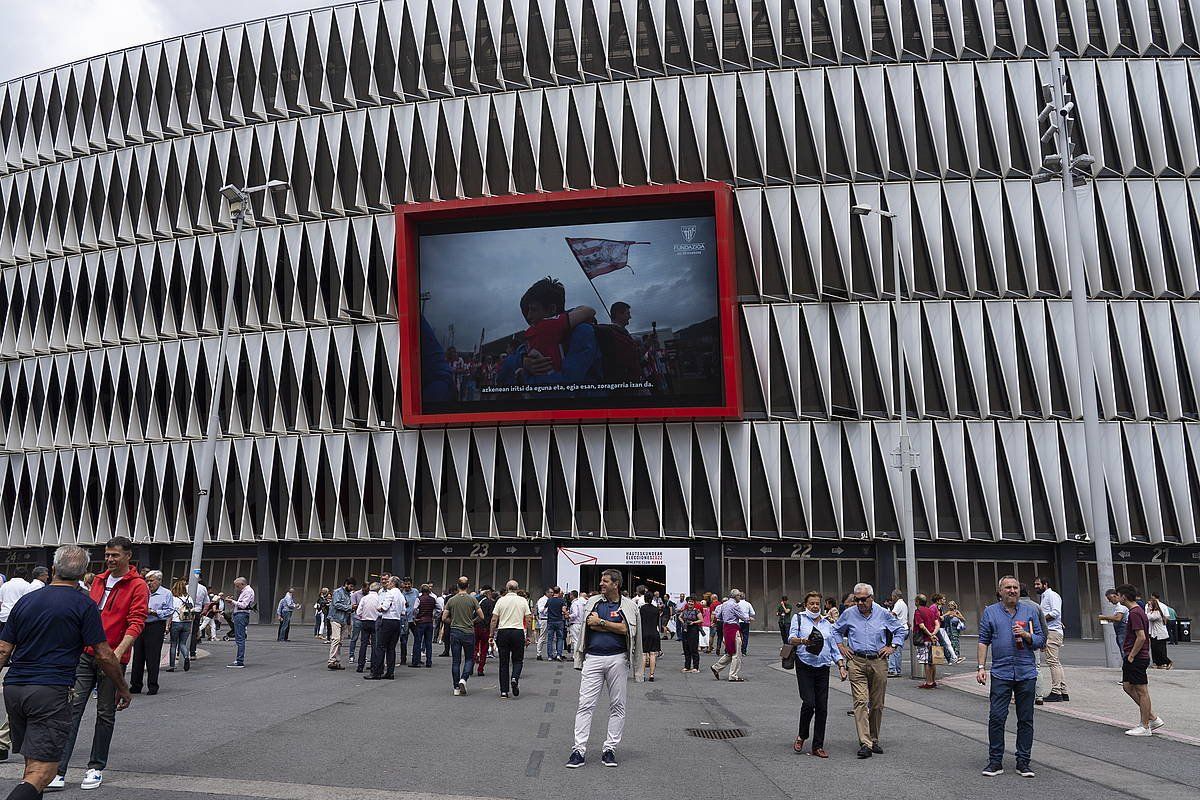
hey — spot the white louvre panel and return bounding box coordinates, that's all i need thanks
[1,3,1200,551]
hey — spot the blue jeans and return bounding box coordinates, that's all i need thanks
[739,622,750,654]
[349,617,363,658]
[989,677,1036,765]
[450,629,475,686]
[277,611,292,641]
[887,645,904,675]
[547,621,566,659]
[169,621,191,668]
[411,622,434,666]
[232,611,249,664]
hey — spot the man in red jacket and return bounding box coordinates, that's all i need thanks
[51,536,148,792]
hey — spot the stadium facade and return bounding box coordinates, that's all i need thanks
[3,0,1200,636]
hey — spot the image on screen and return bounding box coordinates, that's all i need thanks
[415,203,725,416]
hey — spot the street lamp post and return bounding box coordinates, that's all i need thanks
[1036,52,1120,668]
[852,202,919,679]
[186,180,289,605]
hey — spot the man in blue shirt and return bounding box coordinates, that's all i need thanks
[0,546,132,800]
[545,588,567,662]
[833,582,907,759]
[977,575,1046,778]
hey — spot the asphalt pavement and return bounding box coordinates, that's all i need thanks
[2,628,1196,800]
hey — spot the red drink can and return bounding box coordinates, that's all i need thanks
[1014,620,1027,650]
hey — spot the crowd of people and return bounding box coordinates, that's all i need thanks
[0,538,1187,797]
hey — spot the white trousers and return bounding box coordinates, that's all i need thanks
[713,631,743,679]
[536,620,549,657]
[572,653,628,754]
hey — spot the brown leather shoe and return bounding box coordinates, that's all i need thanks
[811,748,829,759]
[793,738,805,754]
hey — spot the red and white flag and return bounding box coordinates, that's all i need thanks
[565,237,647,280]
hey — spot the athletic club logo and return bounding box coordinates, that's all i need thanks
[680,224,697,242]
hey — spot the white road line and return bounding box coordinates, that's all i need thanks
[0,766,511,800]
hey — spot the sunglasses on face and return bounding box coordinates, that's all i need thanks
[854,596,872,603]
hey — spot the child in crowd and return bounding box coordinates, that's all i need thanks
[520,277,595,372]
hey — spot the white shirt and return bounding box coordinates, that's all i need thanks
[1039,587,1064,632]
[171,594,195,623]
[100,574,120,610]
[634,595,647,607]
[569,597,588,624]
[377,588,408,621]
[0,578,34,622]
[736,599,756,620]
[891,599,908,625]
[536,596,549,619]
[194,582,210,609]
[29,579,45,590]
[356,591,381,622]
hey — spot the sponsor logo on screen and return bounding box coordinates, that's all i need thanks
[675,225,706,255]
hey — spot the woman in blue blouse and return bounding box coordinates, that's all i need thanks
[787,591,848,758]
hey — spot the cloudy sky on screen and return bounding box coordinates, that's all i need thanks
[0,1,332,82]
[420,215,719,349]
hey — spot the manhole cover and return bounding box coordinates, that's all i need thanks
[686,727,747,740]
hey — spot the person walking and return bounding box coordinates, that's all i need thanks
[399,578,419,667]
[736,593,755,655]
[943,600,966,661]
[0,570,35,626]
[709,595,723,655]
[545,588,567,662]
[443,577,483,696]
[276,589,300,641]
[913,595,941,689]
[1146,596,1173,670]
[930,593,961,663]
[1033,577,1067,702]
[223,578,255,669]
[313,589,330,640]
[409,585,438,668]
[490,581,532,699]
[1116,585,1164,736]
[129,571,173,696]
[678,596,702,673]
[53,536,148,791]
[776,596,792,642]
[188,575,209,659]
[885,590,907,677]
[1098,588,1127,648]
[639,599,661,681]
[347,582,364,663]
[327,578,355,671]
[710,591,750,682]
[977,576,1045,777]
[354,582,381,674]
[834,583,907,759]
[535,589,551,661]
[699,594,713,653]
[788,591,846,758]
[474,588,496,676]
[0,546,133,800]
[166,578,195,673]
[367,577,407,680]
[565,569,642,768]
[437,587,453,658]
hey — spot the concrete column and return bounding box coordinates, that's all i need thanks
[540,542,557,595]
[702,541,722,594]
[256,542,278,625]
[874,541,897,597]
[390,540,411,579]
[1055,542,1083,640]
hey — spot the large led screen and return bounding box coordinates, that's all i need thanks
[396,184,740,425]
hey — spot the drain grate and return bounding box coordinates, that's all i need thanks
[686,727,747,740]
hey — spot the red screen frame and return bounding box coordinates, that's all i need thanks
[395,182,742,426]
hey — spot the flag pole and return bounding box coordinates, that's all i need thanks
[585,276,612,322]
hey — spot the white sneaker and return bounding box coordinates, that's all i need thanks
[81,769,104,789]
[452,687,463,696]
[1124,725,1153,736]
[458,679,468,696]
[47,775,66,790]
[1150,717,1166,731]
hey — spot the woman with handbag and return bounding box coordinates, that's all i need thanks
[1146,597,1173,669]
[913,594,942,688]
[786,591,846,758]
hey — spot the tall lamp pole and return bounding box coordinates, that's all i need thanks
[186,180,289,604]
[853,202,919,679]
[1035,53,1120,667]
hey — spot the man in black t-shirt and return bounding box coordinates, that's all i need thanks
[0,546,131,800]
[545,588,568,662]
[474,589,497,675]
[1117,584,1164,736]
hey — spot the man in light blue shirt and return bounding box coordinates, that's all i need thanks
[833,583,907,759]
[710,591,750,681]
[1033,576,1067,702]
[276,589,299,641]
[977,575,1046,777]
[399,578,419,666]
